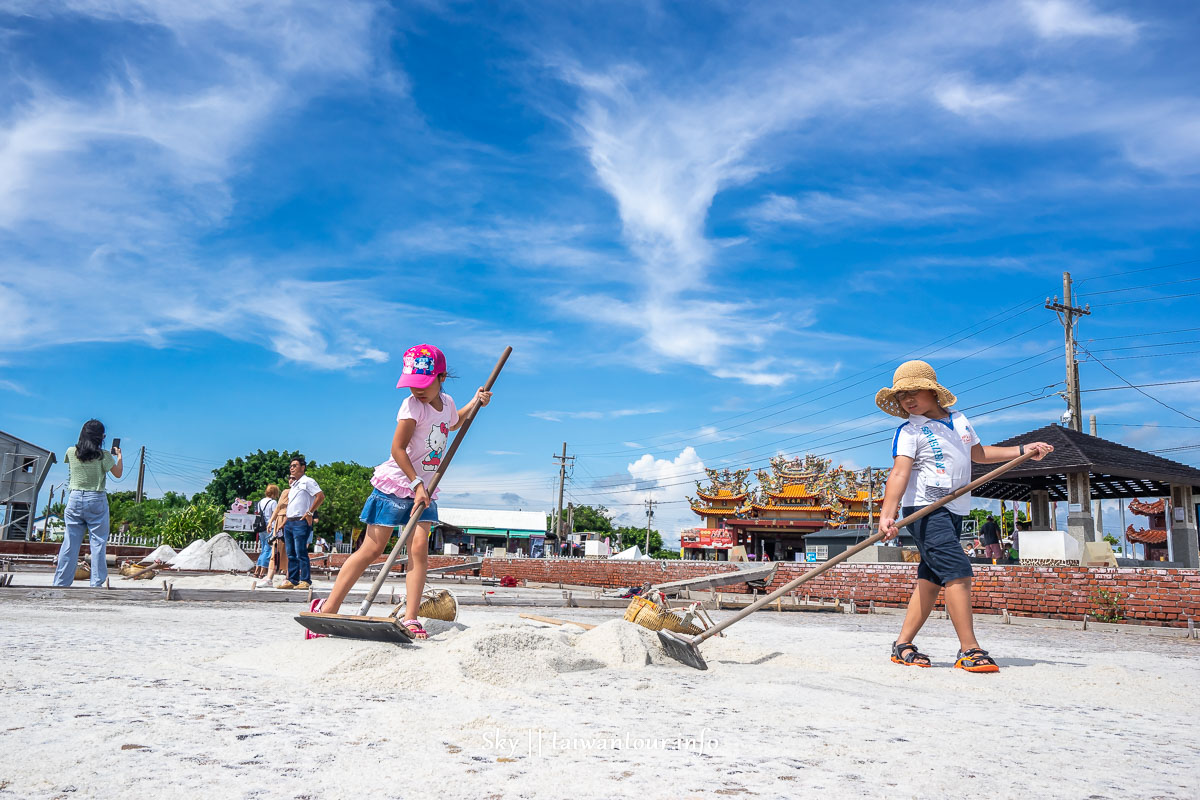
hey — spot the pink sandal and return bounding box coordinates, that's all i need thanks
[401,619,428,640]
[305,598,327,640]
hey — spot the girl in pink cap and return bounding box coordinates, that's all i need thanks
[315,344,492,639]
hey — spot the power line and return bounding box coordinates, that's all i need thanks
[1092,291,1200,307]
[1077,347,1200,424]
[1075,256,1200,284]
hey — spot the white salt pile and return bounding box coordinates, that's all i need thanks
[168,533,254,572]
[221,618,779,693]
[139,544,177,565]
[168,539,206,566]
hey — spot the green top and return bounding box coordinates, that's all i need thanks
[66,446,116,492]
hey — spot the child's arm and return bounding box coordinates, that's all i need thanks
[971,441,1053,464]
[879,455,913,540]
[391,419,431,507]
[449,386,493,432]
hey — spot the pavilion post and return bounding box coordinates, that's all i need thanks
[1168,483,1198,569]
[1065,470,1097,548]
[1030,489,1052,531]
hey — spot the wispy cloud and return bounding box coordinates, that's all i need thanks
[0,379,31,396]
[530,407,664,423]
[751,188,977,228]
[0,0,409,369]
[1021,0,1140,40]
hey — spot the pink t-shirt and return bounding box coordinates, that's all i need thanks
[371,393,460,499]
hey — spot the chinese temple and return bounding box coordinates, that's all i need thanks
[684,469,752,559]
[1126,498,1169,561]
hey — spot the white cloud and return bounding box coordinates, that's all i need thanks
[0,379,31,396]
[752,189,976,228]
[624,446,707,546]
[1021,0,1140,40]
[0,0,405,369]
[530,408,664,423]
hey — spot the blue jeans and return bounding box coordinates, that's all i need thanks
[256,530,273,568]
[54,491,110,587]
[283,519,312,584]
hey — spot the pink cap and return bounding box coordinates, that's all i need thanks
[396,344,446,389]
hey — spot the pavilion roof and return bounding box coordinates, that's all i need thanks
[970,425,1200,502]
[1126,526,1168,545]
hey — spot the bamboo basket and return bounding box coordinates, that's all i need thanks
[900,549,922,563]
[74,561,90,581]
[391,589,459,622]
[623,595,703,636]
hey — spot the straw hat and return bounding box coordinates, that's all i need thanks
[875,360,957,419]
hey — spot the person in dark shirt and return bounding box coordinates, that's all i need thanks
[980,515,1003,561]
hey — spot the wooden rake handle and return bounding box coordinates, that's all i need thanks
[690,449,1039,644]
[355,346,512,616]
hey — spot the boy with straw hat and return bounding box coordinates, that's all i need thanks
[875,360,1053,672]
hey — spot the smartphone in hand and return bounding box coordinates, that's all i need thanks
[111,437,121,454]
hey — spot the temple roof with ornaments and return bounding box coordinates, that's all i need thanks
[684,456,894,526]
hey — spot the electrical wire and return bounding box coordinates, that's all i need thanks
[1077,347,1200,424]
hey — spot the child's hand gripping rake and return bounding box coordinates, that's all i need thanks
[295,346,511,642]
[657,450,1039,670]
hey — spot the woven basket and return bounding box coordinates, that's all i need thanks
[901,549,922,563]
[74,562,90,581]
[416,589,459,622]
[623,595,702,636]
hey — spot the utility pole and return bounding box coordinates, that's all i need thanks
[644,497,657,554]
[866,468,874,531]
[551,443,574,547]
[135,446,146,504]
[1090,415,1103,536]
[1045,272,1090,432]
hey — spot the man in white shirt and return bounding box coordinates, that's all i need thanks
[280,456,324,590]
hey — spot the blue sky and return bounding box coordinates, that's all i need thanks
[2,0,1200,544]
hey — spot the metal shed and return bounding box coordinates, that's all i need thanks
[0,430,56,541]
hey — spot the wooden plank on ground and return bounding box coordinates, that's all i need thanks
[651,562,777,595]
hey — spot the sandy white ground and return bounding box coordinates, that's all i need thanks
[1,592,1197,799]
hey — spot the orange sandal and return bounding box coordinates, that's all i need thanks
[891,641,931,667]
[955,648,999,673]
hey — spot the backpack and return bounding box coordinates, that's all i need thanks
[253,499,269,534]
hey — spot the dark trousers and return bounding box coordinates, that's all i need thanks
[283,519,312,584]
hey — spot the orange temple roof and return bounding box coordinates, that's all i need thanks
[694,488,748,502]
[836,490,883,504]
[690,502,740,517]
[1126,525,1167,545]
[747,502,830,513]
[764,484,819,500]
[1128,498,1165,517]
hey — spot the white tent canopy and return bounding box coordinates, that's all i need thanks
[609,544,652,561]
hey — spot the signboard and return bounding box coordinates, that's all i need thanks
[223,512,256,533]
[681,528,734,549]
[530,536,545,559]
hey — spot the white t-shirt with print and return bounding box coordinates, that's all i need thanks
[370,393,460,499]
[892,411,981,515]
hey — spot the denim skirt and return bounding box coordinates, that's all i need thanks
[359,488,438,527]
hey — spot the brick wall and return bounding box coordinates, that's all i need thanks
[10,540,1195,627]
[371,556,1198,628]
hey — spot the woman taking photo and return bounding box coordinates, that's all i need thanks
[52,419,123,587]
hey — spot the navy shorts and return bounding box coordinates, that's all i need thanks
[359,489,438,528]
[904,506,973,586]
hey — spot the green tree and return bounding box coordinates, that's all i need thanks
[200,449,301,508]
[306,461,373,539]
[614,525,663,553]
[155,501,224,549]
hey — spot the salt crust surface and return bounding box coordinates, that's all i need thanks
[3,600,1197,799]
[166,533,254,571]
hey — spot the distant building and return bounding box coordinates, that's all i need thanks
[434,507,547,557]
[0,430,55,541]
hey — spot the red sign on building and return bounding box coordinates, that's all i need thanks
[682,528,734,549]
